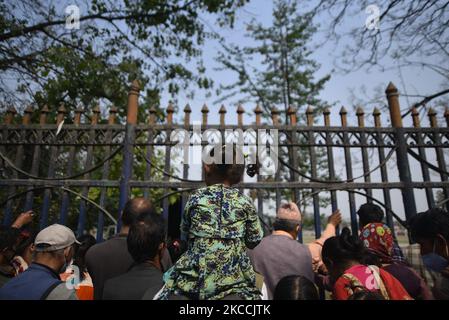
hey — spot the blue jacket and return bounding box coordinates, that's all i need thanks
[0,263,62,300]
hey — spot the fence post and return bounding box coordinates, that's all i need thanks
[386,82,417,226]
[2,107,17,225]
[117,80,140,232]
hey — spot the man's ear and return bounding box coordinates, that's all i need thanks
[204,164,211,174]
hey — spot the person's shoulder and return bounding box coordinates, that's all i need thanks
[87,237,123,255]
[45,283,78,300]
[230,189,254,205]
[102,273,126,298]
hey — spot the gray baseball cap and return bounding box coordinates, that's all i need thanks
[34,224,80,252]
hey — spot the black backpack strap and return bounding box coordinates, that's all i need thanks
[40,281,63,300]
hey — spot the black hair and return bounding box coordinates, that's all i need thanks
[14,230,37,256]
[272,218,300,233]
[322,227,373,266]
[205,144,245,186]
[0,226,20,252]
[347,289,385,300]
[357,203,384,228]
[73,234,96,279]
[121,198,155,226]
[127,213,166,263]
[273,275,319,300]
[409,208,449,242]
[167,238,187,263]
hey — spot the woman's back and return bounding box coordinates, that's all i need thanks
[160,183,264,300]
[182,184,260,240]
[383,263,432,299]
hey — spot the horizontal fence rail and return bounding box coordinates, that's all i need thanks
[1,81,449,243]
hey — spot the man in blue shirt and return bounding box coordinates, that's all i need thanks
[0,224,79,300]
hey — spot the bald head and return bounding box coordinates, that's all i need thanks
[121,197,155,227]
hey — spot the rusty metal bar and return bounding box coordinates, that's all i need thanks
[356,107,373,202]
[323,108,339,229]
[411,107,435,208]
[373,108,395,234]
[117,80,140,232]
[40,104,66,230]
[307,106,321,238]
[387,82,417,225]
[97,106,117,241]
[77,105,100,236]
[3,106,18,225]
[340,106,358,233]
[428,107,449,212]
[59,107,83,225]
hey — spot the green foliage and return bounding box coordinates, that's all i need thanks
[0,0,249,114]
[215,0,330,119]
[0,0,249,234]
[215,0,333,211]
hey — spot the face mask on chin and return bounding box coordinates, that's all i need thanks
[422,238,449,273]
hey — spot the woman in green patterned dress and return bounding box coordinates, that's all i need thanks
[155,146,264,300]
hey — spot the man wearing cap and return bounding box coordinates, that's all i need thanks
[248,202,315,299]
[0,224,79,300]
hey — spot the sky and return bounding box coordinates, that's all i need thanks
[160,0,448,226]
[4,0,448,231]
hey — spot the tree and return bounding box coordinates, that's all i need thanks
[304,0,449,114]
[0,0,248,116]
[0,0,249,235]
[215,0,330,120]
[215,0,332,214]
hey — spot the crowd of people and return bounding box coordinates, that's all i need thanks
[0,147,448,300]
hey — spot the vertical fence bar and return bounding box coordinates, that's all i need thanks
[373,108,394,233]
[254,105,265,230]
[307,106,321,238]
[117,80,140,232]
[356,107,373,201]
[40,104,66,230]
[287,106,302,242]
[428,107,449,212]
[445,107,449,128]
[162,102,174,222]
[3,107,18,225]
[77,105,100,236]
[219,104,226,127]
[180,104,191,241]
[97,106,117,242]
[237,104,244,127]
[143,106,157,199]
[264,105,281,210]
[24,105,49,212]
[271,107,281,214]
[386,82,417,225]
[59,107,83,225]
[340,107,358,233]
[323,108,338,216]
[411,107,435,209]
[201,104,209,181]
[287,106,300,203]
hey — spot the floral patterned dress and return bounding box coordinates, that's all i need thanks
[156,184,264,300]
